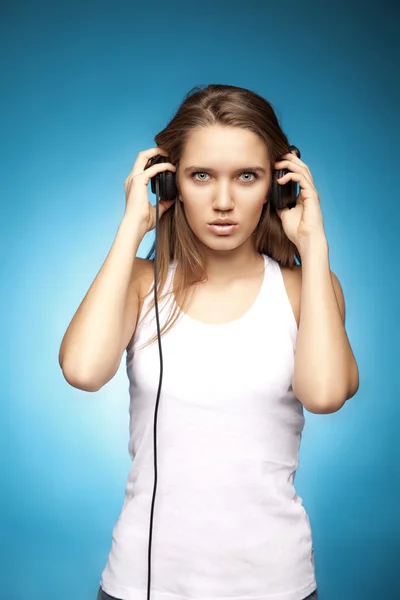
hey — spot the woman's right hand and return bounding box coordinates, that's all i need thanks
[123,146,177,234]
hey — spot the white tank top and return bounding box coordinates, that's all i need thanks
[100,253,317,600]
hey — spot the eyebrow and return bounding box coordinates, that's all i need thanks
[183,165,267,174]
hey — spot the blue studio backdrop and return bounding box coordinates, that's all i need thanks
[2,1,398,599]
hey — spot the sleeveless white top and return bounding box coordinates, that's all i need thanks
[100,253,317,600]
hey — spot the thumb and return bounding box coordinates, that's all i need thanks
[158,199,176,217]
[276,208,286,221]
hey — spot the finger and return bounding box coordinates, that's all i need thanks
[134,160,177,186]
[130,147,169,176]
[277,171,315,190]
[276,161,314,187]
[282,152,307,166]
[281,153,312,178]
[276,159,313,181]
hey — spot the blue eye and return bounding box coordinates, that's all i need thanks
[191,171,258,183]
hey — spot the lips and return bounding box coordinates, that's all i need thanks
[208,223,238,235]
[209,222,237,226]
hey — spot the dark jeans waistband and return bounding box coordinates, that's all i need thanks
[96,586,318,600]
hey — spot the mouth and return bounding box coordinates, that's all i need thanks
[208,221,237,226]
[207,223,238,235]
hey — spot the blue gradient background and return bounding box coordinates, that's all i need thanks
[2,1,398,599]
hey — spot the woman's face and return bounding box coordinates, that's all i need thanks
[176,124,272,252]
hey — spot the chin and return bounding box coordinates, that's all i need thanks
[200,231,246,251]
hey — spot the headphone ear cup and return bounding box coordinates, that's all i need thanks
[270,169,297,211]
[270,145,301,211]
[146,155,178,201]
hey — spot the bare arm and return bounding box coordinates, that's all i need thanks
[59,145,177,392]
[292,234,359,413]
[58,218,147,392]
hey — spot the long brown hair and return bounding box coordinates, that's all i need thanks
[136,84,301,350]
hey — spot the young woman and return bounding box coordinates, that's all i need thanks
[59,84,359,600]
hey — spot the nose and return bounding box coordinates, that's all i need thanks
[212,182,235,210]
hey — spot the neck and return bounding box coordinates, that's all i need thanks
[201,247,264,285]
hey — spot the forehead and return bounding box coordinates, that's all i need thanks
[181,125,269,164]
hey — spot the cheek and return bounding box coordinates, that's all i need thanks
[245,196,268,216]
[180,194,205,217]
[180,200,203,228]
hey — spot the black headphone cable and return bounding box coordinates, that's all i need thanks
[146,177,163,600]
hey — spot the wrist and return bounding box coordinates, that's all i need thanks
[119,215,148,246]
[298,232,329,259]
[120,213,148,238]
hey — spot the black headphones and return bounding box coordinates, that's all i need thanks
[147,144,301,210]
[142,143,301,600]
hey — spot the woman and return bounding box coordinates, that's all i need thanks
[59,84,359,600]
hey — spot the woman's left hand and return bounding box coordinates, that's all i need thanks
[275,150,327,253]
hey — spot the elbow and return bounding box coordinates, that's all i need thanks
[59,357,108,392]
[297,384,359,414]
[60,367,103,392]
[59,347,123,393]
[302,396,347,414]
[293,383,348,414]
[293,362,360,414]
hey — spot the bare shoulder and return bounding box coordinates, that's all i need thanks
[280,264,302,328]
[279,263,346,327]
[133,257,154,299]
[123,257,154,352]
